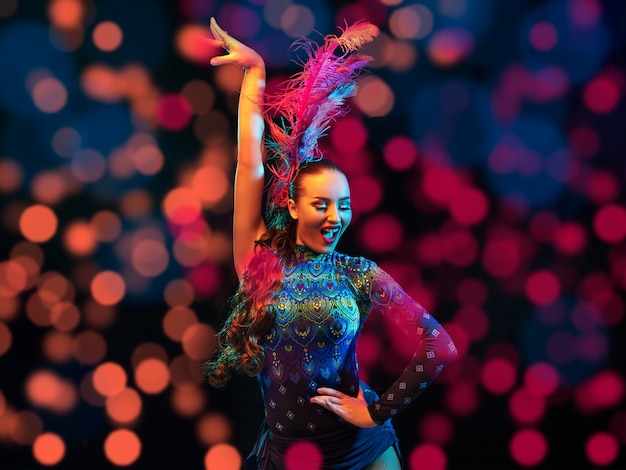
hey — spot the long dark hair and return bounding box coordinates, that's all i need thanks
[204,159,345,387]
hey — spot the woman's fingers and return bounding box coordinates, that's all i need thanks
[310,389,337,406]
[208,18,233,66]
[203,36,226,49]
[311,396,338,408]
[207,17,265,69]
[317,387,344,398]
[210,17,234,47]
[209,18,231,51]
[310,388,376,428]
[311,388,346,408]
[209,17,224,41]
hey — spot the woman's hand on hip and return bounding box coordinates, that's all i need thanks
[311,386,377,428]
[207,17,264,69]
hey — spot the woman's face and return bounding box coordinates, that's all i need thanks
[288,169,352,254]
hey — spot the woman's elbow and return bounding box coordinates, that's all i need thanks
[447,338,459,362]
[437,330,458,365]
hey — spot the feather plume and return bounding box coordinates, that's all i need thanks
[264,20,379,229]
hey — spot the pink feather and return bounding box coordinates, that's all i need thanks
[264,21,379,228]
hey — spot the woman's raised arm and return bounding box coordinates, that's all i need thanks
[209,18,267,280]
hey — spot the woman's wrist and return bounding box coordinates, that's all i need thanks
[244,58,265,72]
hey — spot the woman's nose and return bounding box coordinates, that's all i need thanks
[326,205,339,222]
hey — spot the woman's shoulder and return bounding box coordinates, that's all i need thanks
[332,251,378,273]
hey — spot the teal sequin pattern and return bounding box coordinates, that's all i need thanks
[263,249,365,386]
[256,246,456,435]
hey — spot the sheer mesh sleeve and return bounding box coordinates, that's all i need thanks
[359,263,458,425]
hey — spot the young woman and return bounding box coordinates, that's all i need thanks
[204,18,457,470]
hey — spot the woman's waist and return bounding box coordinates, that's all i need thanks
[259,371,360,403]
[260,383,357,438]
[265,410,355,439]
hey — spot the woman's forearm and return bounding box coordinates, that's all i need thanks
[237,63,266,170]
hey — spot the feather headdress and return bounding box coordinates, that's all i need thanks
[264,20,379,229]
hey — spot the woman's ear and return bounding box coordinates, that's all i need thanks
[287,199,298,220]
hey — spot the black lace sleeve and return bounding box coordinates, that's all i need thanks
[362,264,457,424]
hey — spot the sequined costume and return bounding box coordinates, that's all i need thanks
[244,245,457,469]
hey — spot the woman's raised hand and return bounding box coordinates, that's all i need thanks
[208,17,264,69]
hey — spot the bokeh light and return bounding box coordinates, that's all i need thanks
[93,362,127,397]
[427,28,475,67]
[171,384,205,417]
[134,358,170,394]
[586,432,619,467]
[91,210,123,242]
[181,323,217,361]
[190,165,229,205]
[176,24,220,65]
[9,410,43,445]
[72,330,108,365]
[48,0,84,29]
[0,1,625,469]
[131,342,169,369]
[131,239,169,277]
[524,362,560,398]
[19,205,58,243]
[91,271,126,306]
[204,443,241,470]
[157,93,193,131]
[284,441,322,470]
[389,4,433,40]
[32,432,65,466]
[0,159,23,193]
[63,221,98,256]
[594,204,626,243]
[409,443,447,470]
[92,21,123,52]
[481,358,517,395]
[25,370,78,413]
[510,428,547,466]
[31,77,68,113]
[419,412,455,445]
[383,135,418,171]
[106,387,142,424]
[164,279,195,307]
[354,76,395,117]
[163,306,198,342]
[42,331,73,363]
[163,187,203,225]
[31,171,69,205]
[508,387,546,425]
[104,429,141,466]
[196,413,233,446]
[529,21,558,52]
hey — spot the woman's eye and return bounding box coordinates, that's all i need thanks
[339,205,351,210]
